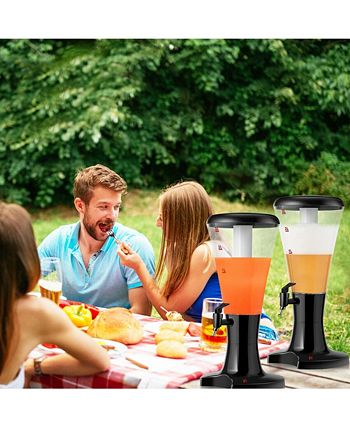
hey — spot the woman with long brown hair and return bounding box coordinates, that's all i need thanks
[117,181,220,322]
[118,181,279,341]
[0,202,109,388]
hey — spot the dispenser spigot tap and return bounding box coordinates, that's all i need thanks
[212,302,231,336]
[279,282,299,315]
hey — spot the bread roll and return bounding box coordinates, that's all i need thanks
[155,330,185,344]
[156,340,187,359]
[159,321,189,335]
[87,307,143,345]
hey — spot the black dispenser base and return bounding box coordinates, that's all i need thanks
[201,371,285,389]
[268,349,349,369]
[268,293,349,369]
[200,314,285,389]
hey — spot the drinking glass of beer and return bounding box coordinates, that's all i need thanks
[39,257,63,304]
[199,297,227,352]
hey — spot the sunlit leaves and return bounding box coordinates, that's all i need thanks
[1,39,350,206]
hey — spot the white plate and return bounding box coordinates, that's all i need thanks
[92,338,127,356]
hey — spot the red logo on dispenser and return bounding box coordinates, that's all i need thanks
[243,377,248,384]
[308,354,314,361]
[285,227,289,232]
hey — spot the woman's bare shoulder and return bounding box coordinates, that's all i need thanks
[16,295,62,323]
[192,242,212,259]
[191,243,215,272]
[17,296,72,343]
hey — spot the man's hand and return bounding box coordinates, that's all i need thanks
[129,287,152,316]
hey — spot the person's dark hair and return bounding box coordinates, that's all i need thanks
[0,202,40,372]
[73,164,127,204]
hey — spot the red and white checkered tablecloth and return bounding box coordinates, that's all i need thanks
[29,314,289,389]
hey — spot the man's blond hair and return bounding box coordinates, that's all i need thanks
[73,164,127,204]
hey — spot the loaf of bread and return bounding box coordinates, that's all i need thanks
[155,330,185,344]
[156,340,187,359]
[87,307,143,345]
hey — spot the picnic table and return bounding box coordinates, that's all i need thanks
[28,313,293,389]
[27,307,350,389]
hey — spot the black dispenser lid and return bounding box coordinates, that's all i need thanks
[274,195,344,211]
[207,213,279,228]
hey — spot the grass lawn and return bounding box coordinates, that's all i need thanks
[31,189,350,354]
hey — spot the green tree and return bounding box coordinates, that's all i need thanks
[1,39,350,207]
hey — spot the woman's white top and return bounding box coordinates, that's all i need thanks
[0,365,25,389]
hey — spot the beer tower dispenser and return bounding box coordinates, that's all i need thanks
[268,196,349,369]
[201,213,285,388]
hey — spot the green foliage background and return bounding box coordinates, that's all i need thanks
[1,39,350,207]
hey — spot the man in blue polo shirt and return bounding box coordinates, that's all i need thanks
[38,164,154,315]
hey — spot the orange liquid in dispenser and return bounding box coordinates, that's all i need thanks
[286,254,332,294]
[215,258,271,315]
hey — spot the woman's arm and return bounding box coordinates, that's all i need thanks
[118,242,216,318]
[25,299,110,378]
